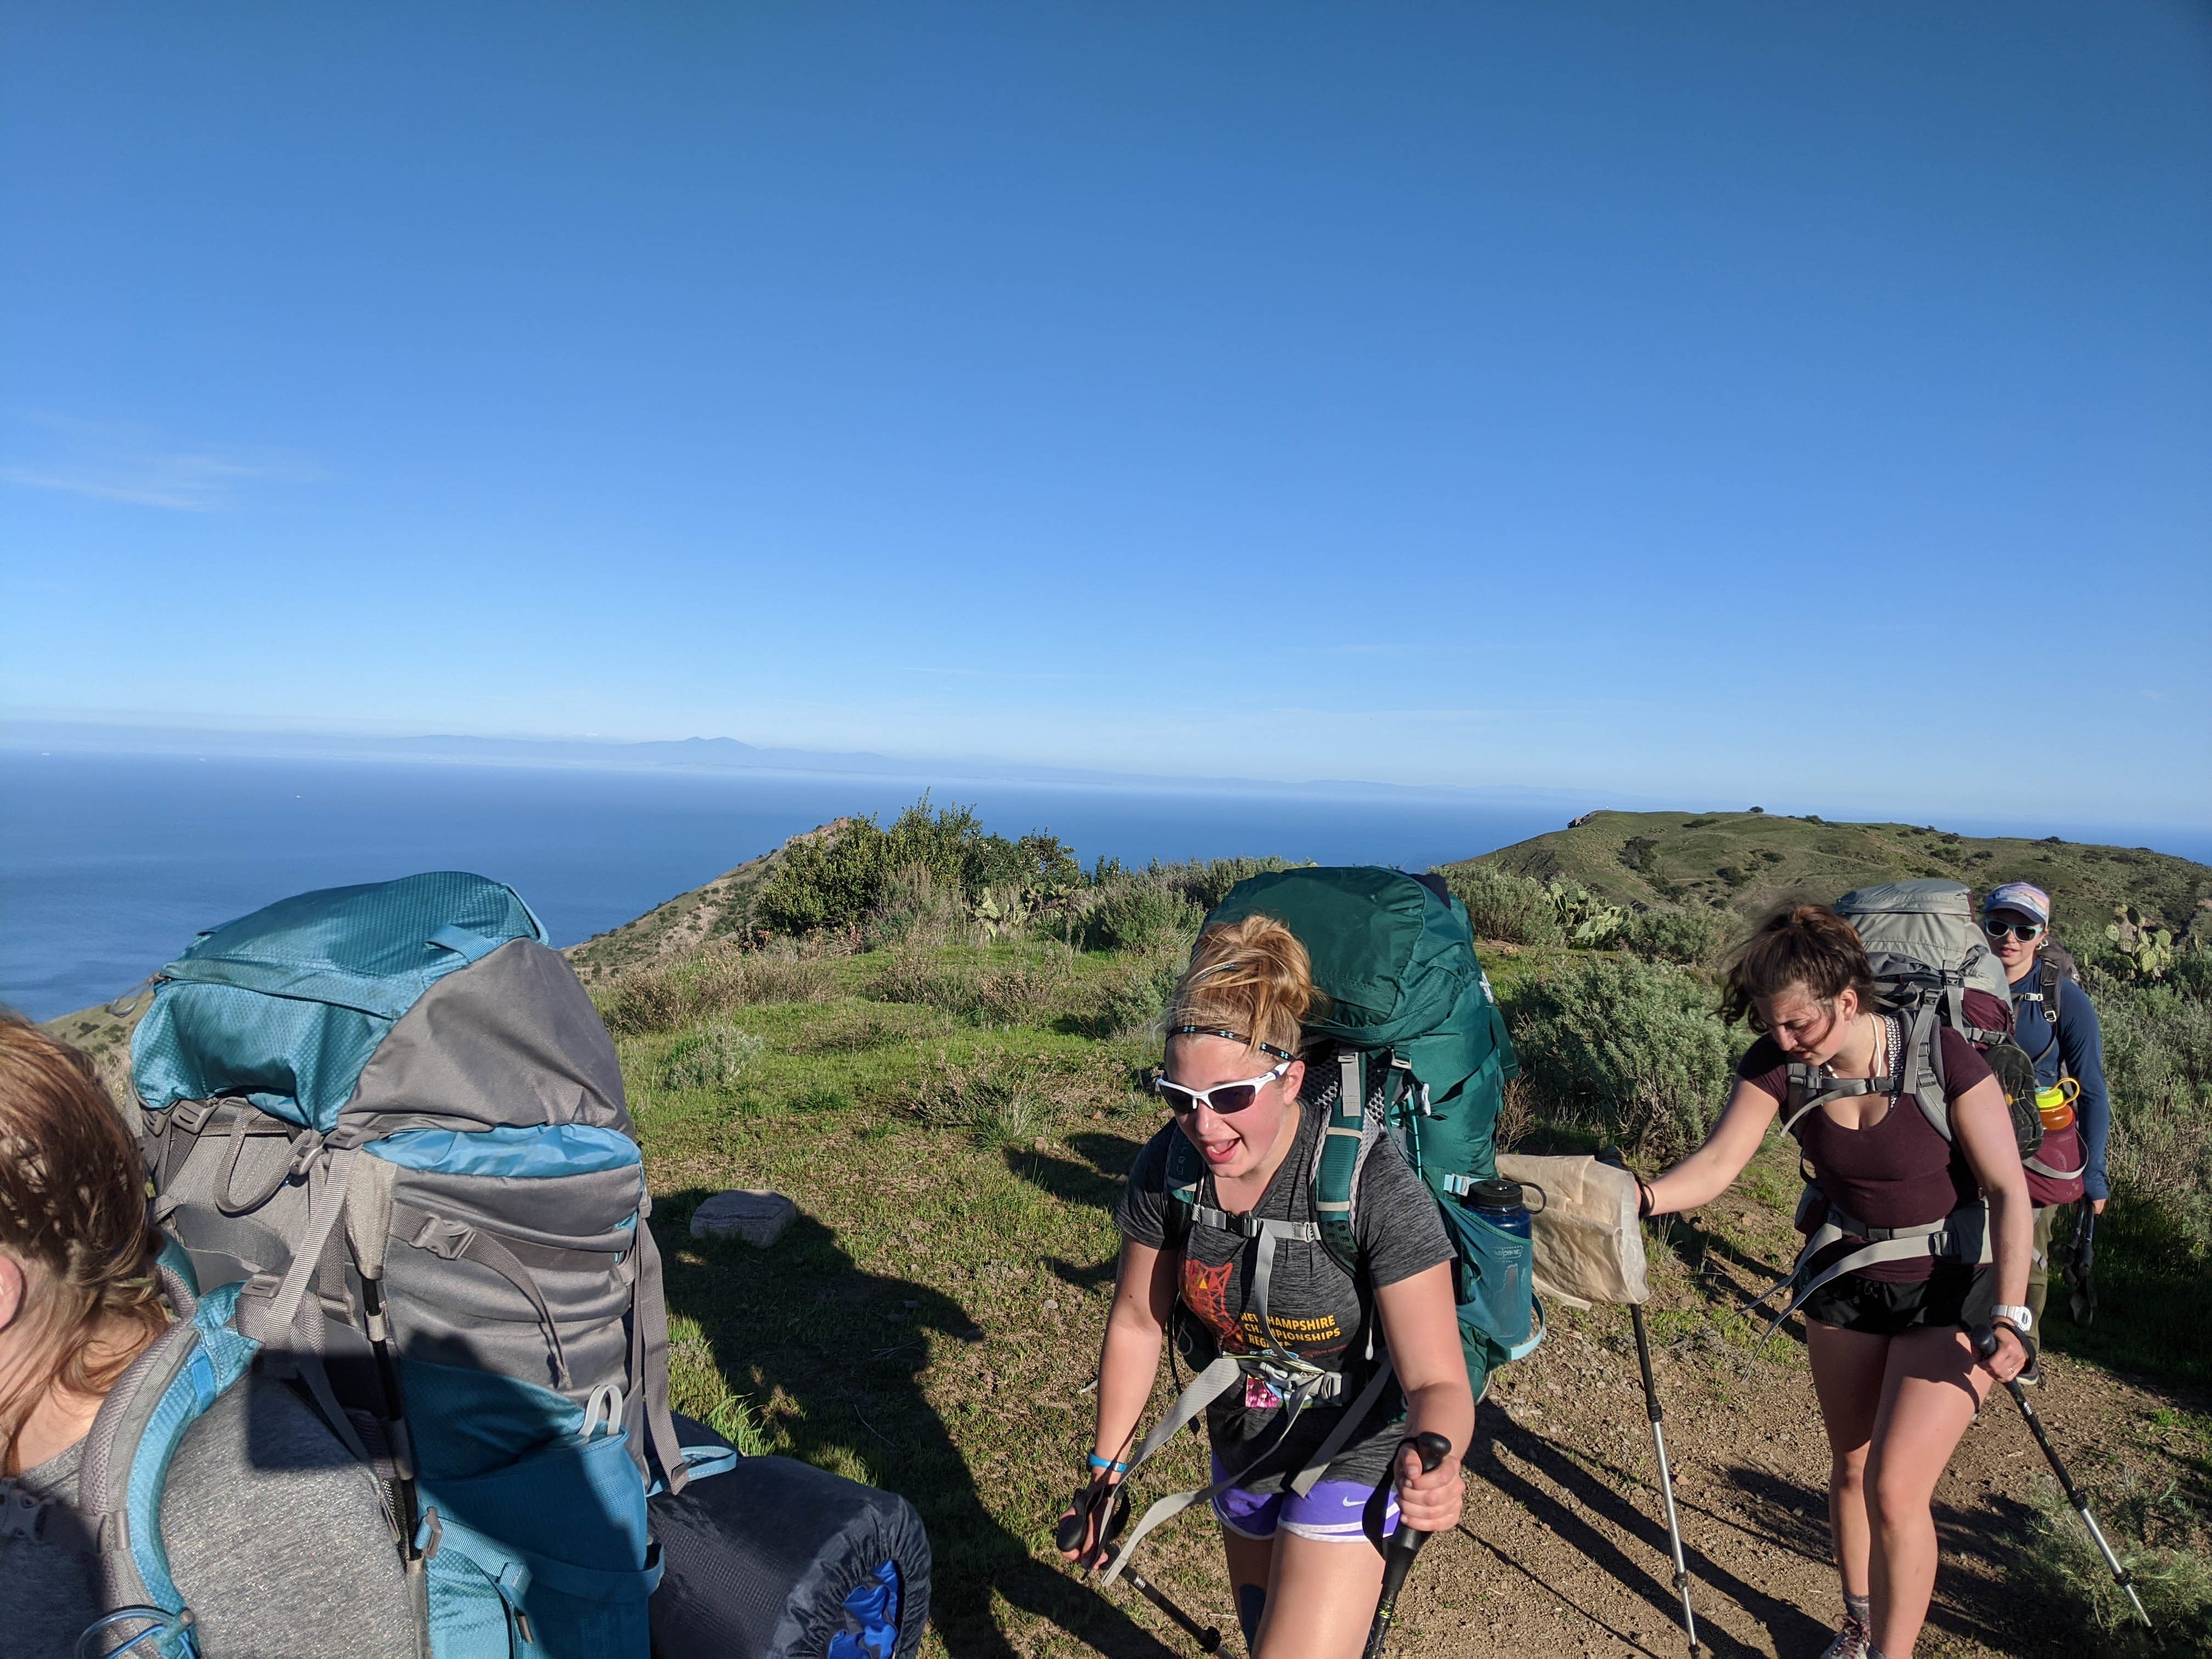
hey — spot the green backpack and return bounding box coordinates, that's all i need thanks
[1188,867,1536,1396]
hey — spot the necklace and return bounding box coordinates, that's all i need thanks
[1821,1012,1884,1080]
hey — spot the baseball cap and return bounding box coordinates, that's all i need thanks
[1983,881,2051,926]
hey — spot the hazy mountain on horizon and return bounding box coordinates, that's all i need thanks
[0,717,1634,807]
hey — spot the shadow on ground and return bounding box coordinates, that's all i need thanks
[658,1189,1176,1659]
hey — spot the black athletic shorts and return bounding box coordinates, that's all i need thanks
[1800,1263,1996,1337]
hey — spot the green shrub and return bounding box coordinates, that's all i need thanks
[972,960,1069,1030]
[598,967,685,1036]
[659,1020,766,1091]
[1441,865,1562,946]
[1171,856,1300,911]
[1082,952,1183,1040]
[867,949,981,1019]
[597,946,838,1036]
[1508,957,1736,1158]
[690,945,842,1010]
[1084,878,1203,953]
[754,817,894,936]
[910,1047,1053,1142]
[2007,1468,2212,1655]
[2072,964,2212,1379]
[755,795,1082,939]
[1623,906,1735,968]
[861,862,969,950]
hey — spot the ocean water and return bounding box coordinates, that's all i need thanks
[0,751,1573,1020]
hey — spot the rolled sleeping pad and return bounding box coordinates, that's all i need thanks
[650,1415,932,1659]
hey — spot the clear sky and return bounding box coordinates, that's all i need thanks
[4,4,2207,824]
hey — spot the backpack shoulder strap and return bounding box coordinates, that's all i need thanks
[1161,1127,1204,1249]
[1903,1005,1953,1142]
[1310,1049,1374,1279]
[78,1273,260,1659]
[2040,956,2063,1032]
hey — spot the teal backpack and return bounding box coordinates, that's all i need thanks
[89,872,715,1659]
[1101,867,1538,1587]
[1192,866,1538,1397]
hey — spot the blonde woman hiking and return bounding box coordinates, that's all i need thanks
[1058,916,1474,1659]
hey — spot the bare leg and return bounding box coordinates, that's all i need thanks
[1863,1326,1992,1656]
[1253,1531,1389,1659]
[1807,1321,1889,1601]
[1222,1528,1274,1652]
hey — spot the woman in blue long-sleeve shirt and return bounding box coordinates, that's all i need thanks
[1981,881,2110,1350]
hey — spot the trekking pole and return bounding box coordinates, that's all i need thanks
[1630,1300,1703,1658]
[1972,1327,2151,1629]
[1359,1431,1453,1659]
[1599,1148,1701,1658]
[1058,1485,1223,1652]
[2064,1198,2098,1327]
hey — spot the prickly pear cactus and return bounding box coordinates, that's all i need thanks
[1545,879,1629,946]
[2106,904,2176,979]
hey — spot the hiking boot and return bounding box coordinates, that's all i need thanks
[2016,1357,2042,1387]
[1818,1613,1870,1659]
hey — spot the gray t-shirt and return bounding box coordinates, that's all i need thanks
[0,1371,417,1659]
[1116,1064,1455,1488]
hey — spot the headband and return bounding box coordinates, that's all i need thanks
[1167,1025,1297,1063]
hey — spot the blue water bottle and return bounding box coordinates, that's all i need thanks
[1462,1177,1534,1352]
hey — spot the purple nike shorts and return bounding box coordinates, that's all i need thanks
[1209,1455,1400,1543]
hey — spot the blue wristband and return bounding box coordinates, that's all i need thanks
[1087,1453,1129,1475]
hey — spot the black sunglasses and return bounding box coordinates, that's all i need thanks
[1153,1060,1291,1117]
[1982,918,2045,943]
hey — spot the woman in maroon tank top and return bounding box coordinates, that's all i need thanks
[1639,907,2032,1659]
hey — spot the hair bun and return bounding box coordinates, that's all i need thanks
[1167,915,1314,1060]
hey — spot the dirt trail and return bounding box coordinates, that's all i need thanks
[1390,1312,2186,1659]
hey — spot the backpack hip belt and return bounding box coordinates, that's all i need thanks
[1746,1186,1993,1350]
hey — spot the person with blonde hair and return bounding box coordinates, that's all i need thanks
[1059,917,1473,1659]
[0,1011,414,1658]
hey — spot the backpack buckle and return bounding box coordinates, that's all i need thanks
[405,1215,476,1261]
[168,1098,219,1135]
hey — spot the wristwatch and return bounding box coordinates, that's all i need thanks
[1991,1304,2034,1338]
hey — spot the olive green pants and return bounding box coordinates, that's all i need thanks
[2025,1203,2064,1330]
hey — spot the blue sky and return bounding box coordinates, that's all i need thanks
[3,4,2208,824]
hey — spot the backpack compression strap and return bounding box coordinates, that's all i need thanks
[77,1276,261,1659]
[2011,957,2066,1069]
[1948,945,2012,1046]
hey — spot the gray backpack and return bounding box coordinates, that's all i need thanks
[110,873,694,1659]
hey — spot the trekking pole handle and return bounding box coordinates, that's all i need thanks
[1388,1433,1455,1555]
[1970,1322,2029,1372]
[1362,1435,1456,1659]
[1056,1477,1127,1558]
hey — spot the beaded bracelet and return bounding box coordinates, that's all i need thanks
[1087,1453,1130,1475]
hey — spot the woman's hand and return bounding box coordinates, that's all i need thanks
[1056,1475,1121,1571]
[1977,1324,2029,1385]
[1393,1441,1465,1534]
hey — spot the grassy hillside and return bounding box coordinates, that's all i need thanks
[1458,809,2212,939]
[39,804,2212,1656]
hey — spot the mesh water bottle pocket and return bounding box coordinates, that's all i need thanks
[1443,1203,1533,1351]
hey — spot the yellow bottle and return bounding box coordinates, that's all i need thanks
[2036,1077,2078,1132]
